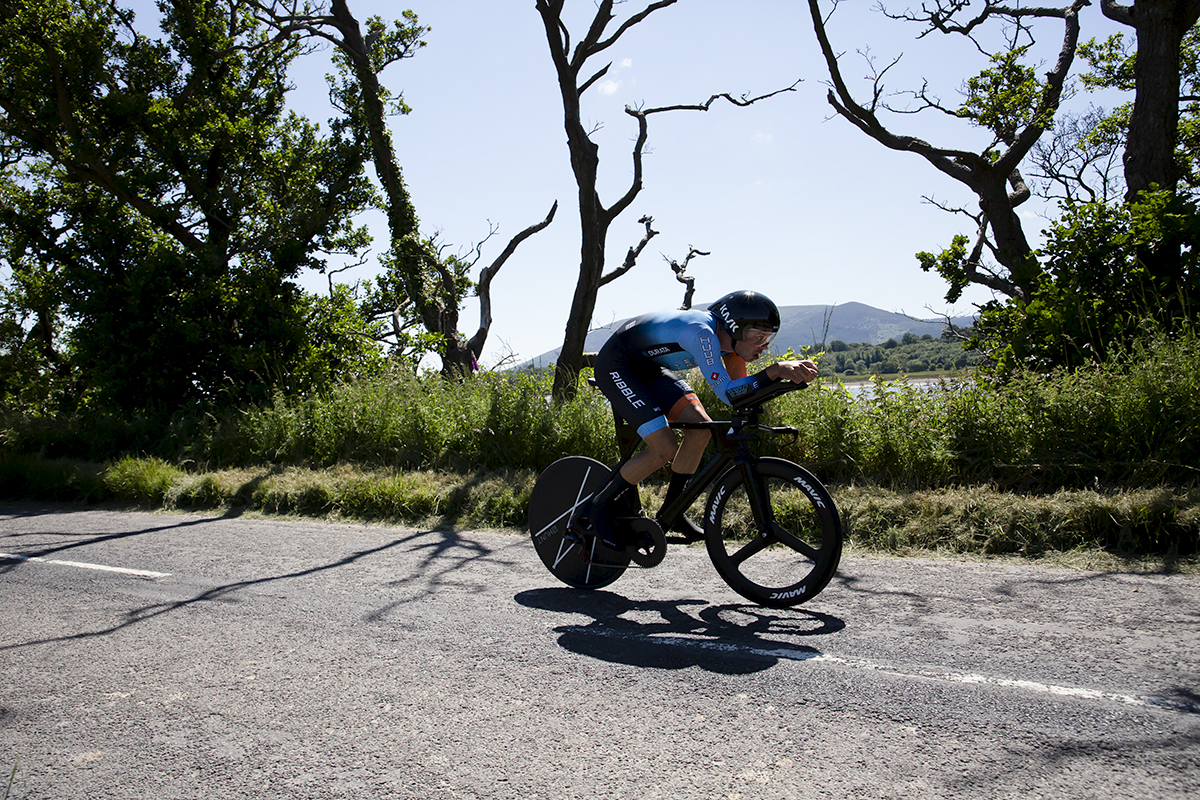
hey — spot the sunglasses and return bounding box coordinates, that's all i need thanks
[743,328,777,347]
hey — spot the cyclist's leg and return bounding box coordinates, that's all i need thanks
[590,352,670,546]
[669,396,713,473]
[591,356,696,546]
[657,397,712,540]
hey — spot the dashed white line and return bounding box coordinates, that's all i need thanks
[0,552,171,579]
[590,628,1200,715]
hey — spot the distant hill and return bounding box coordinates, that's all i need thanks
[520,301,975,368]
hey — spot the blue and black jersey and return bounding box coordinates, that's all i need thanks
[593,309,775,438]
[606,310,772,404]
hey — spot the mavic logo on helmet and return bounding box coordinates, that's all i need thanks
[716,304,740,335]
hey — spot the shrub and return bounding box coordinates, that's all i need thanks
[103,456,182,503]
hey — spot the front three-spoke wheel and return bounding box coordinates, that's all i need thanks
[704,458,842,608]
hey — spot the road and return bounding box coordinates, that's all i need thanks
[1,503,1197,799]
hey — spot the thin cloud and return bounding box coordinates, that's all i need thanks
[597,59,633,95]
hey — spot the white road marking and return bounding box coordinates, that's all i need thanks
[0,552,171,579]
[587,628,1200,715]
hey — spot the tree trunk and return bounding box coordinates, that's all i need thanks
[1105,0,1200,198]
[553,212,606,397]
[329,0,418,245]
[1124,0,1185,196]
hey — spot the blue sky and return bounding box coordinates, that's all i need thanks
[128,1,1125,365]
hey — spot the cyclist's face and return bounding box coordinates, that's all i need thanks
[735,328,776,361]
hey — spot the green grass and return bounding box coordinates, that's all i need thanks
[2,328,1199,561]
[2,454,1196,569]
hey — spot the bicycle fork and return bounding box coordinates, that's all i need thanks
[737,459,775,540]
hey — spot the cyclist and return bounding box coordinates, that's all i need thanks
[589,290,818,548]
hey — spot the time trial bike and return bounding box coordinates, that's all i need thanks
[528,378,842,608]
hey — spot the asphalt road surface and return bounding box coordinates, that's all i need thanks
[1,503,1198,799]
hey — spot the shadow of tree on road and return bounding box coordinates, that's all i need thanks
[516,587,845,675]
[0,504,228,566]
[1,524,489,651]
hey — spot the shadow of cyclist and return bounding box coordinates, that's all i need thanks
[515,587,845,675]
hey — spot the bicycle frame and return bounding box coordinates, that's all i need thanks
[606,398,799,537]
[530,378,841,606]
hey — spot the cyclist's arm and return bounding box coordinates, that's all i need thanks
[762,359,819,383]
[722,353,748,379]
[721,357,818,405]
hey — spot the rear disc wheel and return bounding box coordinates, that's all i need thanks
[528,456,629,589]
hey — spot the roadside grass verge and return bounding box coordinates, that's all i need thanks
[2,328,1197,565]
[3,452,1196,571]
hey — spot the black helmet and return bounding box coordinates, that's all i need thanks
[708,290,781,342]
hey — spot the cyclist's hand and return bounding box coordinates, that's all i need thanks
[770,359,819,384]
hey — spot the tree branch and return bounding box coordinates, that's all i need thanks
[467,201,559,357]
[600,214,658,286]
[667,246,709,309]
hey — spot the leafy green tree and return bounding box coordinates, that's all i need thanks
[972,190,1200,371]
[0,0,379,414]
[1099,0,1200,200]
[809,0,1089,304]
[284,284,387,391]
[808,0,1200,375]
[252,1,557,379]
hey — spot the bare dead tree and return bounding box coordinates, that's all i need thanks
[536,0,799,399]
[600,215,659,288]
[666,246,709,309]
[807,0,1088,303]
[466,202,559,368]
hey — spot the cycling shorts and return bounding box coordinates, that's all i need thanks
[593,346,701,439]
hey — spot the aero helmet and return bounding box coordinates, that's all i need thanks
[708,290,781,342]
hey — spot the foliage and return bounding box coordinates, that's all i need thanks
[836,483,1199,558]
[1075,24,1200,196]
[201,368,616,472]
[0,0,381,417]
[4,326,1197,492]
[292,285,388,390]
[817,335,981,378]
[958,46,1055,145]
[970,191,1200,373]
[103,456,183,504]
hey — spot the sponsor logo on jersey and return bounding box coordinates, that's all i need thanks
[699,334,716,366]
[610,371,645,409]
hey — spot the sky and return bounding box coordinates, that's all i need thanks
[126,0,1127,366]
